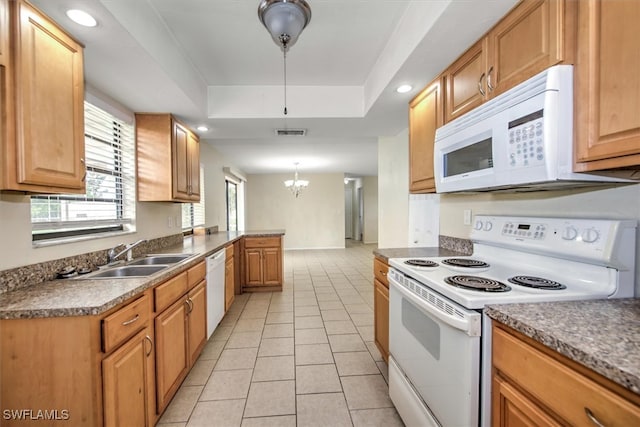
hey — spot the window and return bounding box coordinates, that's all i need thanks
[226,179,238,231]
[182,166,205,230]
[31,102,136,242]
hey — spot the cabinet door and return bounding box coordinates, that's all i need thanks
[187,281,207,365]
[0,0,7,67]
[172,121,190,200]
[225,258,235,311]
[445,38,487,123]
[245,248,263,286]
[373,279,389,362]
[487,0,566,98]
[155,298,189,412]
[103,328,155,427]
[409,77,442,193]
[187,131,200,200]
[263,248,281,285]
[492,375,561,427]
[12,0,85,192]
[574,0,640,170]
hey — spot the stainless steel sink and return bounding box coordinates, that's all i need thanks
[127,254,193,265]
[87,265,167,278]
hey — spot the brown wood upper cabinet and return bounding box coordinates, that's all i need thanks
[1,0,85,193]
[574,0,640,172]
[0,0,8,67]
[444,0,572,123]
[136,113,201,202]
[409,77,443,193]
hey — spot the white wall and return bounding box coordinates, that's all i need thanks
[363,176,379,244]
[245,173,345,249]
[0,142,239,271]
[377,129,410,248]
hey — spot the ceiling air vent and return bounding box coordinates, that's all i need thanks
[276,129,306,136]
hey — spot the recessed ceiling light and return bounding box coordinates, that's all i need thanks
[196,125,209,132]
[66,9,97,27]
[396,84,412,94]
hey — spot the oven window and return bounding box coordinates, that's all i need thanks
[443,138,493,177]
[402,299,440,360]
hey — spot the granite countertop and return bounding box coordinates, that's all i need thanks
[373,247,465,262]
[0,230,284,320]
[486,299,640,395]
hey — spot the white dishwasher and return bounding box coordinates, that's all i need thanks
[206,249,226,338]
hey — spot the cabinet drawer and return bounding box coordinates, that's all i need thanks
[225,244,234,259]
[155,271,188,313]
[493,326,640,426]
[102,294,150,353]
[244,236,280,248]
[373,257,389,287]
[187,261,206,289]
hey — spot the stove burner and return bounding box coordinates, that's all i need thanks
[442,258,490,269]
[404,259,438,268]
[508,276,566,290]
[445,275,511,292]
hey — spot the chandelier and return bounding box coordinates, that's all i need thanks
[284,162,309,198]
[258,0,312,115]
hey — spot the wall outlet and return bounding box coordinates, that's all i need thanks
[167,216,174,228]
[463,209,472,225]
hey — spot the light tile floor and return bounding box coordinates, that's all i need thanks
[157,241,405,427]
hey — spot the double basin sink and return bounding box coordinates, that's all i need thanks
[79,254,195,279]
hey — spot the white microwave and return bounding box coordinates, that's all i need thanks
[434,65,633,193]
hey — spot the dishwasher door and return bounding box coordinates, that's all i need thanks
[206,249,226,338]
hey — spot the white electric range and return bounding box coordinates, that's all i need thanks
[386,215,636,427]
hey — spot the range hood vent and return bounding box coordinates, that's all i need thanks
[276,128,306,136]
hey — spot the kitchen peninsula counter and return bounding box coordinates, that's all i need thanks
[486,299,640,395]
[0,230,284,320]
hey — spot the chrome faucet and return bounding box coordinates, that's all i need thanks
[107,239,147,263]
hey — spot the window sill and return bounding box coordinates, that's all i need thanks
[32,229,137,248]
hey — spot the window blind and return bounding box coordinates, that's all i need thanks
[31,101,136,240]
[182,166,205,229]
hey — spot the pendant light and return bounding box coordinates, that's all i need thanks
[258,0,312,115]
[284,162,309,198]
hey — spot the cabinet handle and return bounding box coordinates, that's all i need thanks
[144,335,153,357]
[478,72,486,96]
[121,314,140,326]
[81,158,86,182]
[487,66,494,92]
[379,270,387,276]
[185,298,194,313]
[585,408,606,427]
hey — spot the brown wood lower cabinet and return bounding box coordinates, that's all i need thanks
[155,270,207,414]
[243,236,283,292]
[373,256,390,362]
[103,327,155,427]
[373,279,389,362]
[155,295,189,412]
[225,244,235,311]
[492,324,640,426]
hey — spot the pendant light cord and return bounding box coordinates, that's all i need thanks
[283,50,288,116]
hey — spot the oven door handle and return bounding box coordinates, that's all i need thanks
[390,278,481,336]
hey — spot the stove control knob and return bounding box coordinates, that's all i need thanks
[474,220,484,231]
[582,228,600,243]
[562,226,578,241]
[483,221,493,231]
